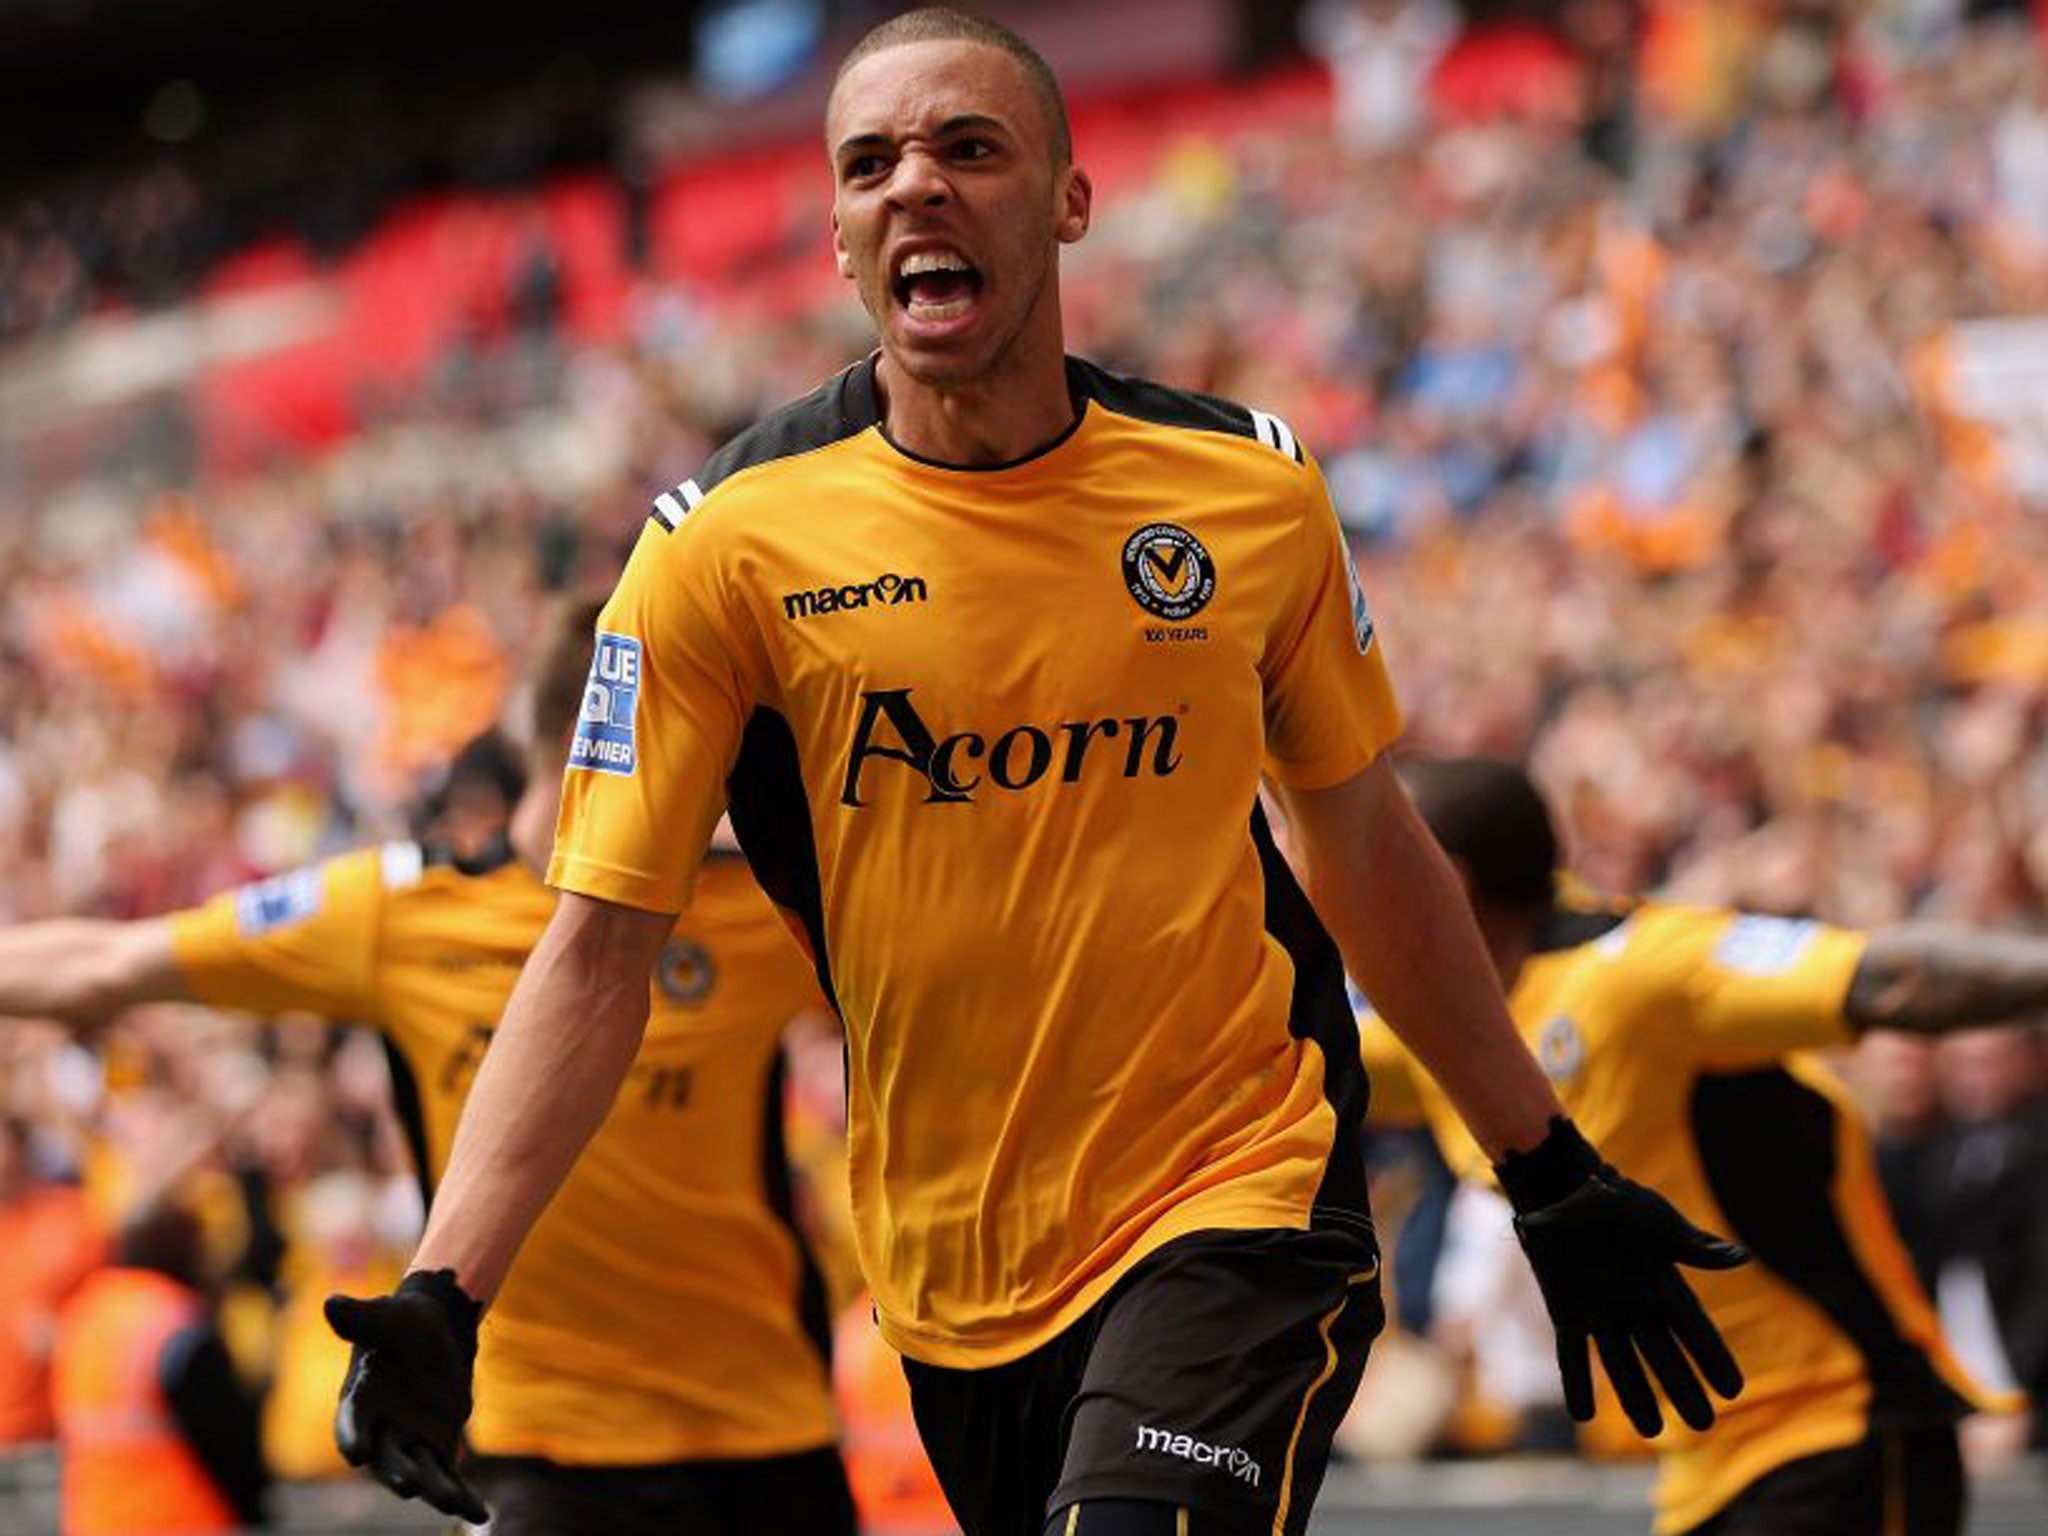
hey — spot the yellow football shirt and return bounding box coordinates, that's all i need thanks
[552,355,1402,1367]
[1358,901,2000,1533]
[169,843,836,1464]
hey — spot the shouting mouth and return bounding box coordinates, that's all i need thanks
[892,247,984,328]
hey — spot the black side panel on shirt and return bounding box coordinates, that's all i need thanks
[1531,905,1629,954]
[758,1049,835,1378]
[1249,804,1373,1230]
[1691,1070,1974,1426]
[1068,357,1262,442]
[380,1037,437,1210]
[726,707,840,1016]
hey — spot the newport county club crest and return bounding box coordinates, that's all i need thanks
[655,939,717,1006]
[1536,1015,1585,1084]
[1122,523,1216,622]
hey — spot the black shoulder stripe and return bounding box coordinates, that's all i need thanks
[649,478,702,531]
[648,355,882,530]
[1248,407,1306,464]
[1068,356,1304,462]
[1532,904,1630,955]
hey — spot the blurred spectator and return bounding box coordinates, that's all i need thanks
[1853,1028,1951,1295]
[833,1300,952,1536]
[52,1201,269,1533]
[7,10,2044,958]
[1930,1024,2048,1450]
[1366,1121,1458,1338]
[1427,1183,1573,1455]
[0,1116,104,1448]
[260,1171,403,1481]
[1302,0,1460,153]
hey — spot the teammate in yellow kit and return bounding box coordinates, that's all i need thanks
[0,602,856,1535]
[334,13,1749,1536]
[1361,758,2035,1536]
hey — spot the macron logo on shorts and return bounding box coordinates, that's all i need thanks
[570,632,641,776]
[1132,1425,1261,1488]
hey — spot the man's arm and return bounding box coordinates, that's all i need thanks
[1275,756,1558,1158]
[408,890,674,1298]
[325,889,672,1520]
[1274,756,1747,1438]
[0,918,188,1026]
[1846,926,2048,1034]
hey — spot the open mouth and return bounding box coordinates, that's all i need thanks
[892,249,983,324]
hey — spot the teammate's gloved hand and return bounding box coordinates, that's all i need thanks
[325,1269,489,1523]
[1497,1117,1749,1439]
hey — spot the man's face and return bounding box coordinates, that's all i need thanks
[0,1127,23,1202]
[827,40,1090,388]
[1852,1030,1939,1133]
[1938,1026,2044,1124]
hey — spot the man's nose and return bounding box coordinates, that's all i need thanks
[884,149,950,212]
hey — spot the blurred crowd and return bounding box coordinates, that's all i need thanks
[0,1012,420,1527]
[5,0,2048,1518]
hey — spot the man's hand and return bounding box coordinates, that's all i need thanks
[1498,1118,1749,1438]
[325,1270,488,1522]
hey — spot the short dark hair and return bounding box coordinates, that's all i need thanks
[530,597,609,760]
[834,6,1072,165]
[116,1202,206,1286]
[413,729,527,837]
[1400,757,1559,913]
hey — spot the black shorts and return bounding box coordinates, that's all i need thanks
[467,1444,858,1536]
[904,1222,1383,1536]
[1683,1424,1964,1536]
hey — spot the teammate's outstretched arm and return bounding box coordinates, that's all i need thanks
[1847,926,2048,1034]
[325,889,672,1521]
[0,917,187,1025]
[1273,757,1748,1438]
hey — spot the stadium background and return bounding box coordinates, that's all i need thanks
[3,0,2046,1531]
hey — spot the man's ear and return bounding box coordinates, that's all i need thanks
[1056,165,1093,245]
[832,209,855,280]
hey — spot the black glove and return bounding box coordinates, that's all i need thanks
[325,1269,489,1523]
[1498,1117,1749,1438]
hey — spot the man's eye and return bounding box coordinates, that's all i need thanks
[950,138,993,161]
[846,154,888,180]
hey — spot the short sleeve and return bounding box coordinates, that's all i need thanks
[1262,461,1403,788]
[1623,908,1867,1069]
[548,514,756,914]
[167,848,387,1021]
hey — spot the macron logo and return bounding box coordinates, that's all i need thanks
[1132,1425,1261,1488]
[782,573,927,621]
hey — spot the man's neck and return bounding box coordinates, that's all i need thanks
[875,334,1076,467]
